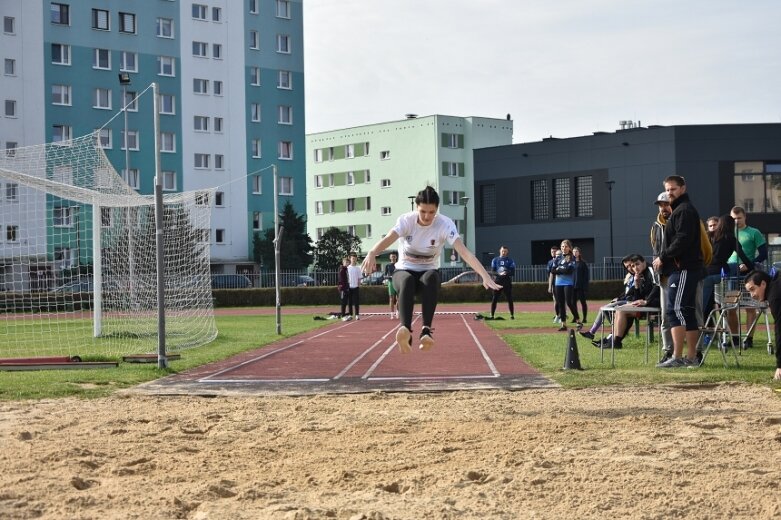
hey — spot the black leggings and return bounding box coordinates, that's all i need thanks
[555,285,580,322]
[573,288,588,322]
[491,277,514,316]
[392,269,440,331]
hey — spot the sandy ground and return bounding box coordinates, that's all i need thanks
[1,385,781,520]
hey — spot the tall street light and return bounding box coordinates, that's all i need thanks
[408,195,415,211]
[118,73,131,180]
[605,180,615,260]
[460,196,470,256]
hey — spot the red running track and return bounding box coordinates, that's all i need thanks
[138,312,556,396]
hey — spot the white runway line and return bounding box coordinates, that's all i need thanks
[333,322,400,380]
[460,314,501,377]
[361,316,422,380]
[368,375,499,381]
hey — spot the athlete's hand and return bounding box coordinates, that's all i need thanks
[483,277,502,291]
[361,253,376,275]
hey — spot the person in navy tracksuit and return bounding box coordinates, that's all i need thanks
[490,246,516,319]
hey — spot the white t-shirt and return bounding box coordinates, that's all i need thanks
[347,265,362,288]
[391,211,460,271]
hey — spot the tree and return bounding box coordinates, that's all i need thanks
[253,201,314,270]
[313,227,363,271]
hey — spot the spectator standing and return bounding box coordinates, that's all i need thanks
[650,192,675,361]
[384,252,399,319]
[490,246,516,319]
[654,175,704,368]
[572,246,589,326]
[703,215,751,317]
[343,253,362,321]
[552,239,581,331]
[743,270,781,380]
[361,186,500,353]
[337,257,350,318]
[726,206,767,349]
[547,246,562,323]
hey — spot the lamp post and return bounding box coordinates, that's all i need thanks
[605,180,615,260]
[460,196,470,257]
[408,195,415,211]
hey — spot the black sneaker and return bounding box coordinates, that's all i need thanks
[696,351,703,366]
[743,337,753,349]
[419,327,435,351]
[659,350,673,364]
[579,331,595,340]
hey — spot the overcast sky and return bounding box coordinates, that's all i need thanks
[303,0,781,143]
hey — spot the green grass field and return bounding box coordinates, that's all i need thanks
[1,309,779,400]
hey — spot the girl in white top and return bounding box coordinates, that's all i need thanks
[362,186,500,353]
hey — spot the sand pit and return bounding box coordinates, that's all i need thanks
[1,384,780,519]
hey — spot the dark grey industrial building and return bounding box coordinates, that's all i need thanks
[473,123,781,266]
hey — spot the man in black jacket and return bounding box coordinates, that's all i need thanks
[652,175,704,368]
[743,270,781,380]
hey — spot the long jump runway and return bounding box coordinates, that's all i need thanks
[134,313,556,396]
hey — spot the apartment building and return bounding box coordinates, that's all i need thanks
[0,0,305,275]
[306,114,513,266]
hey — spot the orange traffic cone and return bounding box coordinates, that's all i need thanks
[563,329,583,370]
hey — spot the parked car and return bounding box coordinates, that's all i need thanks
[211,274,252,289]
[442,270,496,285]
[294,275,316,287]
[53,278,94,293]
[361,271,386,285]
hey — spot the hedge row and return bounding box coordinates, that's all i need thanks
[212,280,625,307]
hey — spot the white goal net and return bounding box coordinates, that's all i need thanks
[0,132,217,359]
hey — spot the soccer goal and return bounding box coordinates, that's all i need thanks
[0,132,217,360]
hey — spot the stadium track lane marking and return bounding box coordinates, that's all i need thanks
[361,316,423,380]
[334,319,405,380]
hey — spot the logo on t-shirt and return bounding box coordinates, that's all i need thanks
[430,239,435,246]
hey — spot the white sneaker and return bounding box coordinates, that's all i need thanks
[341,315,352,322]
[395,326,412,354]
[389,313,395,320]
[354,315,360,321]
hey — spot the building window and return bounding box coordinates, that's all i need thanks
[52,85,72,106]
[93,48,111,69]
[101,207,112,228]
[194,115,209,132]
[4,58,15,76]
[315,175,323,188]
[192,4,207,20]
[124,168,140,189]
[92,9,109,30]
[381,179,391,188]
[278,105,292,124]
[249,0,259,14]
[97,128,112,149]
[214,117,223,132]
[347,198,356,212]
[54,247,75,270]
[158,93,175,114]
[93,88,111,109]
[276,34,291,54]
[252,212,261,230]
[215,229,225,244]
[531,179,550,220]
[347,171,355,185]
[315,201,323,215]
[346,144,355,158]
[120,51,137,72]
[314,149,323,163]
[575,176,593,217]
[214,191,224,206]
[554,178,571,218]
[278,141,293,160]
[5,142,18,158]
[52,43,71,65]
[52,124,72,144]
[124,91,138,111]
[215,154,224,169]
[381,206,392,216]
[53,206,72,227]
[279,177,294,196]
[51,4,70,25]
[329,201,335,213]
[251,139,261,158]
[192,41,207,57]
[380,150,390,160]
[119,12,136,33]
[213,81,223,95]
[212,7,222,22]
[193,78,209,94]
[162,171,176,191]
[252,175,261,194]
[194,153,210,169]
[212,44,222,59]
[276,0,291,18]
[734,161,781,213]
[158,56,175,76]
[278,70,292,89]
[122,130,139,151]
[250,67,261,86]
[156,17,174,38]
[442,132,464,149]
[251,103,261,122]
[249,30,259,50]
[160,132,175,153]
[3,16,14,34]
[5,183,18,202]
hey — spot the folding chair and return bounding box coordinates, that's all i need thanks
[697,285,741,367]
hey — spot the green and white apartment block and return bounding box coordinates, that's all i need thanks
[0,0,305,275]
[306,115,513,265]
